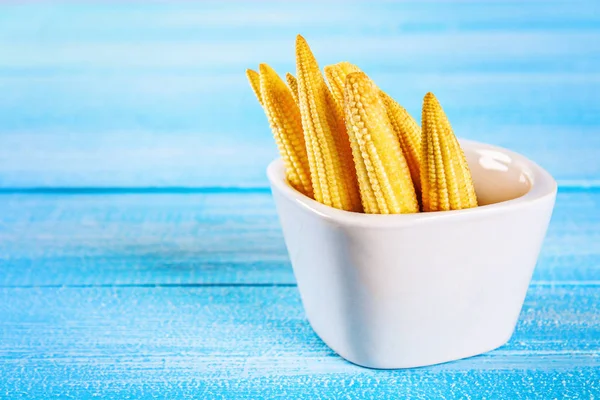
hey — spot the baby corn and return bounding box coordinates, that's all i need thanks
[326,62,422,194]
[324,62,374,212]
[344,72,418,214]
[285,73,299,104]
[248,36,478,215]
[246,69,263,106]
[295,35,362,212]
[381,92,422,193]
[421,92,478,212]
[324,61,361,109]
[258,63,313,197]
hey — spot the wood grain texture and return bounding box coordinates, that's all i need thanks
[0,191,599,287]
[0,1,598,187]
[1,285,598,398]
[1,1,599,397]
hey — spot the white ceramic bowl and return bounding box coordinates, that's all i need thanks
[267,139,557,369]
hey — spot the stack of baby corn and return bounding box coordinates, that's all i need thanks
[247,35,478,214]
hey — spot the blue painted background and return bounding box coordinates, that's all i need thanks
[0,1,599,398]
[0,1,599,187]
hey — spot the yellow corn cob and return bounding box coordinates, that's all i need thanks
[324,62,375,212]
[325,62,422,194]
[324,61,361,109]
[258,63,313,197]
[380,92,422,193]
[246,69,263,106]
[285,73,299,104]
[421,92,478,212]
[295,35,361,211]
[344,72,419,214]
[324,75,371,214]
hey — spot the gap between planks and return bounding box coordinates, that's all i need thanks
[2,281,600,289]
[0,182,600,195]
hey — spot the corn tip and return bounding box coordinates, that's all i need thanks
[421,92,478,212]
[246,68,263,105]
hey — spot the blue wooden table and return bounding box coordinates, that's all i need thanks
[1,1,599,398]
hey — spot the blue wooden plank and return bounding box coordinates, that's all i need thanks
[0,1,598,187]
[0,191,598,286]
[0,285,598,398]
[1,125,599,188]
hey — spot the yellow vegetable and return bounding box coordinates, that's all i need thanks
[248,36,478,215]
[295,35,362,212]
[324,61,361,109]
[381,92,422,194]
[344,72,419,214]
[325,62,422,195]
[245,69,263,106]
[285,73,299,105]
[258,63,313,197]
[421,92,478,212]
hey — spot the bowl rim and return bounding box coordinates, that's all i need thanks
[267,138,557,227]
